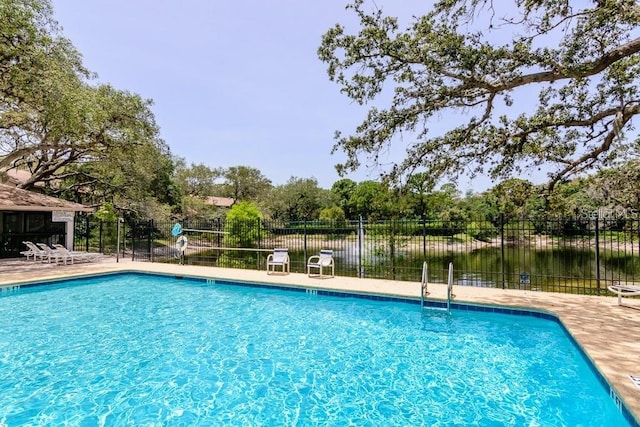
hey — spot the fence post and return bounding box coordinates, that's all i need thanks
[131,222,136,261]
[358,216,364,278]
[595,215,601,295]
[500,213,506,289]
[257,218,261,271]
[99,221,103,254]
[122,222,127,259]
[116,219,121,263]
[390,219,396,280]
[422,214,426,262]
[637,214,640,278]
[85,215,90,252]
[148,219,153,263]
[303,218,307,271]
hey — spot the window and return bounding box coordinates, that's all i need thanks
[26,213,46,232]
[2,213,21,233]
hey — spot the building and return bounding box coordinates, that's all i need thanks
[204,196,235,208]
[1,168,45,188]
[0,183,92,258]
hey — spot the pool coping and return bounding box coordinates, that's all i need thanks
[1,260,639,424]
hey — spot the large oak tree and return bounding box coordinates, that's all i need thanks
[319,0,640,192]
[0,0,180,218]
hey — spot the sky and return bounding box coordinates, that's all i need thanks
[50,0,508,192]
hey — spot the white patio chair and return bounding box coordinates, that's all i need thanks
[267,248,290,274]
[21,241,46,262]
[36,243,67,264]
[607,283,640,306]
[266,248,290,275]
[52,244,100,264]
[307,249,334,278]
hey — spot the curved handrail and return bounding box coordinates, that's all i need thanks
[420,261,428,307]
[447,262,454,312]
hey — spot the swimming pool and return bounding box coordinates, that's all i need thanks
[0,273,635,426]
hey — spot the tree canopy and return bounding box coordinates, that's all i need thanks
[5,0,640,224]
[319,0,640,192]
[0,0,179,219]
[221,166,272,203]
[266,177,328,222]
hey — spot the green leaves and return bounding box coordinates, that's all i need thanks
[225,201,262,248]
[221,166,272,203]
[319,0,640,192]
[0,0,179,219]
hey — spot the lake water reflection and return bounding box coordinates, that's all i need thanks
[284,246,636,293]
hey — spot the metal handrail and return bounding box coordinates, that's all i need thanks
[421,262,454,313]
[420,261,428,307]
[447,262,454,313]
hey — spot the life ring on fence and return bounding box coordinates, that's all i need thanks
[176,235,188,253]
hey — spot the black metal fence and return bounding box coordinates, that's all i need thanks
[75,214,640,295]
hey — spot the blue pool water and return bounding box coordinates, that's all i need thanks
[0,273,633,426]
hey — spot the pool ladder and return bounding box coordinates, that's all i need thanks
[420,261,429,305]
[421,262,454,313]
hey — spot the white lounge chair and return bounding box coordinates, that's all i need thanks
[266,248,290,275]
[608,283,640,306]
[21,241,46,262]
[52,244,100,264]
[307,249,334,278]
[36,243,67,264]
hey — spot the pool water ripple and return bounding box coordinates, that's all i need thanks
[0,273,632,426]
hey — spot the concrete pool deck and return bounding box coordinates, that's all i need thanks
[1,256,639,423]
